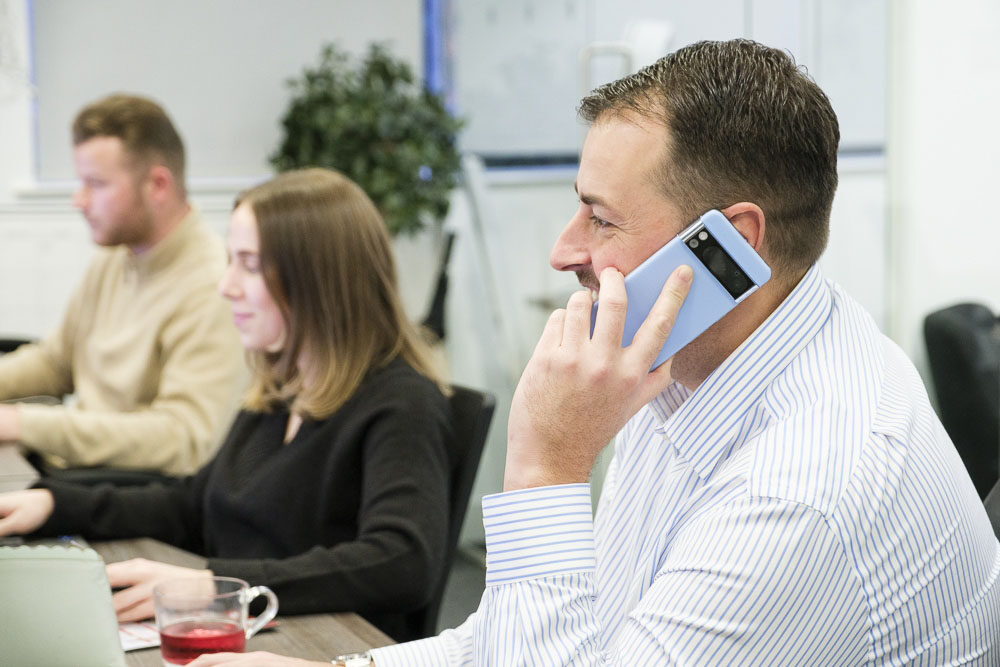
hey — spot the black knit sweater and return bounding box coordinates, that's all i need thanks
[37,358,453,640]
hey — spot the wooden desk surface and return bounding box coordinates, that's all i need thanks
[94,538,395,666]
[0,443,40,492]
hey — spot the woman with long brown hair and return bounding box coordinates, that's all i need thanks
[0,168,453,641]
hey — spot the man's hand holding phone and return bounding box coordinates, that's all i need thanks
[503,264,692,492]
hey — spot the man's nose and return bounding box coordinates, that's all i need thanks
[549,210,591,272]
[72,187,88,211]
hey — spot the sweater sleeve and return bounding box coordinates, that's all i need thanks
[204,380,452,618]
[32,467,209,554]
[0,269,86,401]
[16,285,244,475]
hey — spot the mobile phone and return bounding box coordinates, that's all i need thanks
[590,209,771,370]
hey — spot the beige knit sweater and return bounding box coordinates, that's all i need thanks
[0,209,246,475]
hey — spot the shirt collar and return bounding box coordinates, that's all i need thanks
[653,264,833,479]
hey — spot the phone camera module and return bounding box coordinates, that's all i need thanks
[702,246,728,279]
[697,239,753,299]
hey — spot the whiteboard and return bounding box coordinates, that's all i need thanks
[31,0,422,181]
[453,0,886,157]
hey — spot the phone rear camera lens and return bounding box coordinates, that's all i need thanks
[702,246,752,298]
[698,231,708,241]
[703,246,727,277]
[729,273,749,293]
[688,239,699,248]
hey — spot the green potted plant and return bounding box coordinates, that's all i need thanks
[271,43,463,237]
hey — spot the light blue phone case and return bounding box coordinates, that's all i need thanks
[590,209,771,370]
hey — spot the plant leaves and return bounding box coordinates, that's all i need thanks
[270,42,465,236]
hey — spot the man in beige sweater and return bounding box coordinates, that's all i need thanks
[0,94,244,476]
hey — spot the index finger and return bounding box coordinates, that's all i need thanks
[630,264,693,366]
[104,559,141,587]
[590,267,628,347]
[113,587,154,621]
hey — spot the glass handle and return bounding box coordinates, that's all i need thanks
[243,585,279,640]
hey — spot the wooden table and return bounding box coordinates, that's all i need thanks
[94,538,395,666]
[0,443,40,492]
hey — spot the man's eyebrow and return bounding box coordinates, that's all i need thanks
[573,181,610,210]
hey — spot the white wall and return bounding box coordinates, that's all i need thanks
[0,0,33,204]
[887,0,1000,376]
[5,0,997,549]
[31,0,422,183]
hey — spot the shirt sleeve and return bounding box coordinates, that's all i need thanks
[375,484,868,665]
[15,286,243,475]
[371,614,476,666]
[369,485,594,667]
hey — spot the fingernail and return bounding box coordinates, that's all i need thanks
[677,265,693,283]
[601,266,623,279]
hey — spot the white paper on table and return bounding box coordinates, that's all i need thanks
[119,621,160,651]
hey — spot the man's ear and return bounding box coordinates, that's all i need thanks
[144,165,175,204]
[720,202,765,252]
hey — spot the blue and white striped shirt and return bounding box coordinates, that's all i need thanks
[374,266,1000,665]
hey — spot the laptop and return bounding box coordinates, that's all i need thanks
[0,542,127,666]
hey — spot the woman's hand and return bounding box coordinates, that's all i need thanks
[189,652,330,666]
[104,558,213,622]
[0,488,54,536]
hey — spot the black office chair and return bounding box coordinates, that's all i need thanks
[0,337,34,354]
[986,479,1000,540]
[924,303,1000,498]
[27,454,174,487]
[403,384,495,640]
[421,230,456,342]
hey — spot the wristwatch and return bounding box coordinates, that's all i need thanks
[332,652,373,667]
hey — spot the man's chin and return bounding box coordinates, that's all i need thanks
[90,231,121,247]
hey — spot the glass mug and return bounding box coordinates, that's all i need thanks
[153,576,279,665]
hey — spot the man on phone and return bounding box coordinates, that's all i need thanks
[0,94,244,477]
[192,39,1000,667]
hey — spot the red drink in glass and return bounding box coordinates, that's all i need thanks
[159,619,245,665]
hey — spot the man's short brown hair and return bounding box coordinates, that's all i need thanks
[72,94,186,195]
[579,39,840,279]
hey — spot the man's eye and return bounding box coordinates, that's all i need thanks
[591,216,612,229]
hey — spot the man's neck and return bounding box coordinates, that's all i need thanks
[128,200,191,255]
[672,274,799,392]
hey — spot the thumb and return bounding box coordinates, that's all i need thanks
[636,356,676,407]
